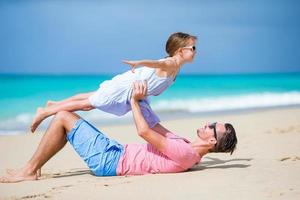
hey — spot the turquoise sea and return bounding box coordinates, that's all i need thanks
[1,73,300,134]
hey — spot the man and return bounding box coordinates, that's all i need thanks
[0,81,237,183]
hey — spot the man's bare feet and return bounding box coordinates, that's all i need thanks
[6,168,41,177]
[0,167,38,183]
[31,107,46,133]
[46,100,58,107]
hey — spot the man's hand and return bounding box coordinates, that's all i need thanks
[131,80,148,101]
[123,60,139,73]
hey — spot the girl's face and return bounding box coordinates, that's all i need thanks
[181,38,197,62]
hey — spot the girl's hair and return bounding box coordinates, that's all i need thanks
[165,32,197,57]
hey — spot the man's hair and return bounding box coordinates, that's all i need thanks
[212,123,237,155]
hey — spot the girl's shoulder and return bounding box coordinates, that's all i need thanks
[159,57,173,61]
[157,58,167,62]
[159,57,177,66]
[156,57,179,78]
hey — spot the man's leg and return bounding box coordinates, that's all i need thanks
[0,111,80,183]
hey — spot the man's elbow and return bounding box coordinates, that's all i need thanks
[137,128,150,137]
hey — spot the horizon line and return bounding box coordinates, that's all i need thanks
[1,71,300,76]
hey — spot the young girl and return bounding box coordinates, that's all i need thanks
[31,32,197,133]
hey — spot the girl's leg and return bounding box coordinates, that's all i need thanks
[47,92,95,107]
[0,111,80,183]
[31,98,93,133]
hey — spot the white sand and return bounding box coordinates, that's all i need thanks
[0,107,300,200]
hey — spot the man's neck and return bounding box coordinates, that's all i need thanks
[191,143,210,157]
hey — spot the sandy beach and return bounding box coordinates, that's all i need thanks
[0,107,300,200]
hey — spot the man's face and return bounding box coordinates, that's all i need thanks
[196,122,226,145]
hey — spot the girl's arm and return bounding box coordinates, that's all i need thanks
[130,81,167,152]
[123,58,176,72]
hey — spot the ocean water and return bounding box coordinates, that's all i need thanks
[1,73,300,135]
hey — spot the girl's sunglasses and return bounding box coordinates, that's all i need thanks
[183,46,196,52]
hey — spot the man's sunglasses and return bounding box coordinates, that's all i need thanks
[183,45,196,52]
[208,122,218,146]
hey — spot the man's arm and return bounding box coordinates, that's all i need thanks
[131,81,167,152]
[152,123,172,137]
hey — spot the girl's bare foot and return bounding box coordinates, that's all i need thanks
[46,100,58,107]
[0,167,38,183]
[31,108,46,133]
[6,168,41,177]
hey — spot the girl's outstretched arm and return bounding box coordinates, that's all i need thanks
[123,59,176,72]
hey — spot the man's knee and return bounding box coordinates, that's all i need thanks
[55,111,73,121]
[55,111,81,132]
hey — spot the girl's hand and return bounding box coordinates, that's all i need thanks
[123,60,139,73]
[131,80,148,101]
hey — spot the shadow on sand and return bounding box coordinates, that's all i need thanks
[41,157,252,179]
[40,168,92,179]
[189,156,252,171]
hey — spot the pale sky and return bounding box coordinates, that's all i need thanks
[0,0,300,74]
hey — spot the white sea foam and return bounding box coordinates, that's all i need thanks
[1,91,300,134]
[0,110,132,134]
[152,91,300,113]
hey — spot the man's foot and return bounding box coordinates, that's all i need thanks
[46,100,58,107]
[6,168,41,177]
[0,168,38,183]
[31,108,46,133]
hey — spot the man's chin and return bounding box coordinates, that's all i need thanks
[197,132,201,138]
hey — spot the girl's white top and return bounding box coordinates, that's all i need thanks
[89,66,175,127]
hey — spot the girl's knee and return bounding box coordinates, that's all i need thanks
[82,105,94,111]
[79,99,93,110]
